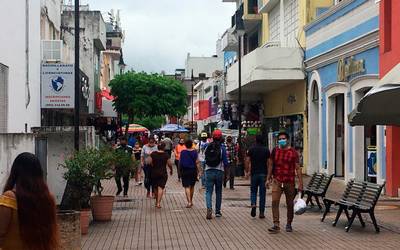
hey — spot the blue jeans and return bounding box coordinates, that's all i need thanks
[251,174,267,213]
[205,169,224,213]
[200,162,206,187]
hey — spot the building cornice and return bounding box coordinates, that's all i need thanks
[305,30,379,71]
[304,0,355,32]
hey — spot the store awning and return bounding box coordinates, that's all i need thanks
[349,84,400,126]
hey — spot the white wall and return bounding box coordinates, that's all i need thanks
[184,54,223,79]
[0,134,36,187]
[0,0,41,133]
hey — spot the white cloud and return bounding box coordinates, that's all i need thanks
[84,0,236,73]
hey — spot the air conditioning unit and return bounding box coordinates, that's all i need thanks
[41,40,63,62]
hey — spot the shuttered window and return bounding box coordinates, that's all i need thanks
[0,63,8,133]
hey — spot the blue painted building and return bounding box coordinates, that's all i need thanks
[304,0,385,185]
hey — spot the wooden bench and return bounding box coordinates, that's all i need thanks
[302,173,334,209]
[322,179,385,233]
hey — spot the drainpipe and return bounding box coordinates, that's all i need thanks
[25,0,31,109]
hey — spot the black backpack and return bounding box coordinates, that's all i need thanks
[205,142,222,168]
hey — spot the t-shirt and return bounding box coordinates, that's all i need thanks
[198,141,208,162]
[150,151,169,177]
[141,144,158,165]
[247,145,270,175]
[179,150,198,169]
[174,144,186,160]
[133,147,142,161]
[163,137,173,150]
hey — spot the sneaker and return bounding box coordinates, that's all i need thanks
[229,187,235,190]
[215,212,222,218]
[206,209,212,220]
[251,207,256,218]
[123,194,128,197]
[116,190,122,196]
[285,224,293,232]
[259,213,265,219]
[268,225,280,234]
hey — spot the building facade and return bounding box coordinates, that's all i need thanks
[379,0,400,196]
[222,0,333,170]
[305,0,384,183]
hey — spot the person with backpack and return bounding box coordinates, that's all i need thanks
[267,132,303,233]
[204,129,228,220]
[179,139,200,208]
[197,132,209,189]
[246,135,270,219]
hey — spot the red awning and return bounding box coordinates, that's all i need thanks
[101,89,114,101]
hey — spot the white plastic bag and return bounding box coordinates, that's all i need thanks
[294,196,307,215]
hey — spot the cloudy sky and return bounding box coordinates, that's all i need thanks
[85,0,236,74]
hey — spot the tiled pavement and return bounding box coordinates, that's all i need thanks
[82,173,400,250]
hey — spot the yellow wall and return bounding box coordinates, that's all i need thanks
[298,0,334,46]
[263,81,306,118]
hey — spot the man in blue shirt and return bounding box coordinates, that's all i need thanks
[204,129,228,220]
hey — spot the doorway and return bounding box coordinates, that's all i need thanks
[335,94,345,177]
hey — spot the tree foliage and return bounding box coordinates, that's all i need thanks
[109,72,187,124]
[136,116,166,131]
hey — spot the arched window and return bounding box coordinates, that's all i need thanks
[312,81,319,103]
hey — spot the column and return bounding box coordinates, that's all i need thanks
[386,126,400,197]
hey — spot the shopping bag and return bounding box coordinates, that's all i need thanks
[294,195,307,215]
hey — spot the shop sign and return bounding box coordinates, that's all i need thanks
[367,146,377,177]
[41,63,74,109]
[337,56,365,82]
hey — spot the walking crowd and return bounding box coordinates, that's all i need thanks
[0,129,303,249]
[109,129,303,231]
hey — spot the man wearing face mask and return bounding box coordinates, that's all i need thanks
[267,132,303,233]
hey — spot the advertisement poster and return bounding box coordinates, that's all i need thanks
[41,63,74,109]
[367,146,377,177]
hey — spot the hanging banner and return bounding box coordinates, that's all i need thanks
[41,63,74,109]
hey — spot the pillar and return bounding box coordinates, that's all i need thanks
[386,126,400,197]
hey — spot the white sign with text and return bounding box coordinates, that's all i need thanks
[41,63,74,109]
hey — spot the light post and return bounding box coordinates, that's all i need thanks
[74,0,80,151]
[233,9,245,153]
[190,70,195,134]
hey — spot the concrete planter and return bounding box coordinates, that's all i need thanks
[57,210,81,250]
[90,195,114,221]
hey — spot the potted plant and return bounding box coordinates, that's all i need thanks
[60,148,99,235]
[90,146,116,222]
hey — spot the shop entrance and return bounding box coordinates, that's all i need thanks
[334,94,345,177]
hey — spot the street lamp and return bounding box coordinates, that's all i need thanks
[233,8,245,154]
[74,0,80,151]
[118,49,126,75]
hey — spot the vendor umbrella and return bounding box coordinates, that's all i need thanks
[159,124,189,133]
[123,124,149,134]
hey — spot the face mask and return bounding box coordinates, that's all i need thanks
[278,139,287,148]
[227,139,232,143]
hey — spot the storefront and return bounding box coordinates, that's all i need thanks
[263,81,307,168]
[305,0,384,183]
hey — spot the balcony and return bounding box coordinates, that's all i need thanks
[221,28,238,52]
[225,45,305,95]
[243,0,262,31]
[259,0,279,13]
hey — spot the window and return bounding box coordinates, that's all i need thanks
[269,4,280,42]
[284,0,299,47]
[0,63,8,133]
[312,81,319,103]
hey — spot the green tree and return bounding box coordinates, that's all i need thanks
[109,72,187,133]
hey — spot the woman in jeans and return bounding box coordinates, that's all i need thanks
[0,153,59,250]
[179,139,200,208]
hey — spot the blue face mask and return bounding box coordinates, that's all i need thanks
[278,139,287,148]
